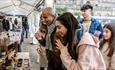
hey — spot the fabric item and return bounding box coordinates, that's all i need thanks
[76,24,84,42]
[77,18,103,41]
[37,46,48,68]
[45,22,55,50]
[9,21,13,30]
[82,21,91,33]
[0,22,3,32]
[100,42,115,70]
[60,32,106,70]
[2,19,10,31]
[46,49,65,70]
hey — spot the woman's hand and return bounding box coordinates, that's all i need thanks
[55,39,68,50]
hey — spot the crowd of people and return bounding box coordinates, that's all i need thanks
[1,17,22,32]
[0,2,115,70]
[35,3,115,70]
[0,16,29,52]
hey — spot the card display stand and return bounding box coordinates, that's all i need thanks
[14,52,30,70]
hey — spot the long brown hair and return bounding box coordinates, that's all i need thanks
[99,21,115,57]
[56,12,79,61]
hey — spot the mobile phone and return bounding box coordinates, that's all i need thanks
[94,30,101,37]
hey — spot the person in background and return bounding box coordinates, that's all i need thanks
[14,18,19,30]
[99,21,115,70]
[55,12,106,70]
[77,4,103,41]
[8,18,13,31]
[37,24,48,46]
[22,18,29,38]
[2,16,10,31]
[0,19,3,32]
[35,7,56,70]
[20,18,29,45]
[35,23,48,70]
[14,18,18,25]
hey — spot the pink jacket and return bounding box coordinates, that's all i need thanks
[60,32,106,70]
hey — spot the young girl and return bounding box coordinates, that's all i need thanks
[35,20,48,70]
[99,22,115,70]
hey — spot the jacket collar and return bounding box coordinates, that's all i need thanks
[80,18,96,24]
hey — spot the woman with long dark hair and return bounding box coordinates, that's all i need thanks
[55,12,106,70]
[49,12,79,70]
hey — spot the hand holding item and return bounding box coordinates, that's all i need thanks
[36,45,46,56]
[94,30,101,38]
[34,31,42,40]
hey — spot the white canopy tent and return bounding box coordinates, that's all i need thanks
[0,0,45,44]
[0,0,43,16]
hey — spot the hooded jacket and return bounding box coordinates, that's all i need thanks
[60,32,106,70]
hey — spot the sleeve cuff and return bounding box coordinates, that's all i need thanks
[60,47,70,57]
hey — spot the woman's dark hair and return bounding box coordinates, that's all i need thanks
[56,12,79,61]
[99,21,115,57]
